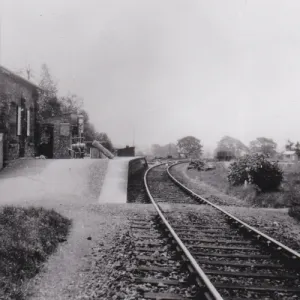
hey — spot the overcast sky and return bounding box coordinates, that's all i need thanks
[1,0,300,152]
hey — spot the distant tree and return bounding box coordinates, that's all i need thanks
[249,137,277,157]
[38,64,60,121]
[60,93,83,115]
[215,136,249,158]
[150,143,178,158]
[285,140,294,151]
[177,136,203,158]
[295,142,300,158]
[95,132,114,152]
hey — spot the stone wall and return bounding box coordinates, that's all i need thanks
[42,114,73,159]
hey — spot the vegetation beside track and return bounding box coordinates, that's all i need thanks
[172,162,300,210]
[0,206,71,300]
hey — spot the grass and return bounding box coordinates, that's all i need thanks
[185,162,300,209]
[0,206,72,300]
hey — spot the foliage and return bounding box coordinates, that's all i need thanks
[95,132,114,152]
[36,63,113,148]
[249,137,277,157]
[285,140,300,159]
[295,142,300,158]
[216,150,235,161]
[0,206,71,300]
[228,154,283,192]
[177,136,203,158]
[187,159,205,171]
[38,64,60,122]
[285,140,294,151]
[215,136,249,158]
[151,143,178,158]
[60,93,83,115]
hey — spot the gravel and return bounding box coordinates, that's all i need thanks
[159,204,300,299]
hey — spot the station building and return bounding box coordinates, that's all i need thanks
[0,65,40,164]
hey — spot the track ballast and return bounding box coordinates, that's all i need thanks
[140,162,300,300]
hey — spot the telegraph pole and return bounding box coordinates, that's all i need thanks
[132,126,135,147]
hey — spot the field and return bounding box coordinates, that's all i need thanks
[176,161,300,208]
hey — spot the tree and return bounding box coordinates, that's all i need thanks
[38,64,60,121]
[295,142,300,158]
[215,136,249,158]
[177,136,203,158]
[249,137,277,157]
[285,140,294,151]
[151,143,178,158]
[60,93,83,115]
[95,132,114,152]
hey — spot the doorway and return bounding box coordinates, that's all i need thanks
[38,124,54,158]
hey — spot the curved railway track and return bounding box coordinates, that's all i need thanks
[135,162,300,300]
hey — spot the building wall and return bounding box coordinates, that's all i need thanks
[283,154,298,162]
[42,114,73,159]
[117,147,135,157]
[0,68,38,162]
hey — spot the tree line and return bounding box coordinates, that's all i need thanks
[149,135,300,160]
[37,64,113,151]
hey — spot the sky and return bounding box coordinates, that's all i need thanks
[1,0,300,152]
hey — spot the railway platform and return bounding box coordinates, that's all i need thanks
[98,157,134,204]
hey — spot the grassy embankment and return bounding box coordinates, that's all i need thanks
[184,162,300,208]
[0,206,71,299]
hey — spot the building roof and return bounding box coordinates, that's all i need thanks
[283,150,296,155]
[0,65,42,90]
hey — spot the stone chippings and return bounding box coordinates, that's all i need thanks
[65,230,139,300]
[59,207,155,300]
[162,204,300,300]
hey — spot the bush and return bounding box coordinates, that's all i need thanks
[227,154,283,192]
[187,159,205,171]
[285,172,300,220]
[0,206,71,299]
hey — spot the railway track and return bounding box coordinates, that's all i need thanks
[131,162,300,300]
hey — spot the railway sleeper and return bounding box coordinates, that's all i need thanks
[188,245,259,251]
[181,238,251,245]
[192,251,271,259]
[143,292,193,300]
[134,277,186,286]
[201,269,298,279]
[214,283,300,293]
[195,258,287,269]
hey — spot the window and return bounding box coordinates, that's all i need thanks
[27,109,30,136]
[30,108,34,138]
[17,106,21,136]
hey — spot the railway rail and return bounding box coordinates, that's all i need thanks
[133,162,300,300]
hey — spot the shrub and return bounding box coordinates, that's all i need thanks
[187,159,205,171]
[0,206,71,299]
[286,172,300,220]
[227,154,283,192]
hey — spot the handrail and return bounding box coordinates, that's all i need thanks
[144,164,224,300]
[167,162,300,260]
